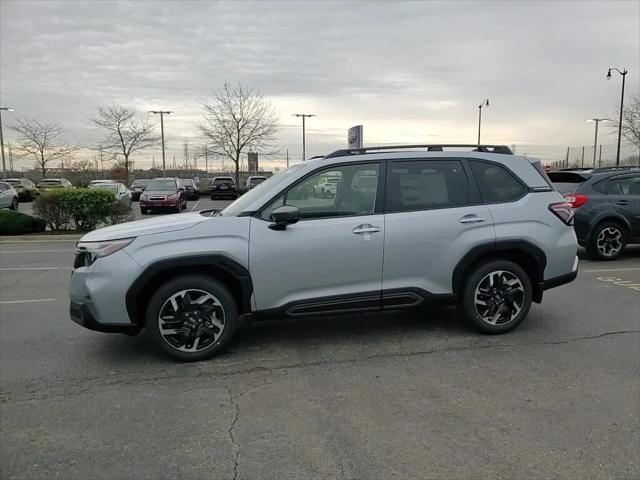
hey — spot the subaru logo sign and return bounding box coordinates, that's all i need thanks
[348,125,363,148]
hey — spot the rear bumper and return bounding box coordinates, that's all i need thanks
[542,255,579,291]
[70,302,140,334]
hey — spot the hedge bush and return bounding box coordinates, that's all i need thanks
[34,188,129,232]
[0,210,47,235]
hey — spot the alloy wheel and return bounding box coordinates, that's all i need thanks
[474,270,525,325]
[158,289,225,352]
[596,227,622,258]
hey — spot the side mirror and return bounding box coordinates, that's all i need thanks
[268,205,300,230]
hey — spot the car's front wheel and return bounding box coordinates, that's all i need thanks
[458,260,532,334]
[145,275,239,361]
[588,221,627,261]
[140,207,148,215]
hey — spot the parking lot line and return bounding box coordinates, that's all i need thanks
[190,200,201,211]
[584,267,640,273]
[0,298,57,305]
[0,267,72,271]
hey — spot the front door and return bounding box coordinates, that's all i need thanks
[249,162,384,313]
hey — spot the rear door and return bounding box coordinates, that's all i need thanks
[382,158,495,302]
[0,183,11,208]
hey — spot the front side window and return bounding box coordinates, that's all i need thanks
[385,160,469,213]
[615,175,640,195]
[470,160,527,204]
[260,163,380,221]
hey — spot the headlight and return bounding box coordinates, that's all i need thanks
[167,193,177,200]
[75,238,135,265]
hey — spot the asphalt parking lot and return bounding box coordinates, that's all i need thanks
[0,239,638,479]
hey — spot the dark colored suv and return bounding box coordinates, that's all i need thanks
[210,176,237,200]
[548,167,640,260]
[181,179,200,200]
[130,179,150,201]
[139,178,187,214]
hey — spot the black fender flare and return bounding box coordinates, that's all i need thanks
[587,212,632,239]
[125,254,253,325]
[452,240,547,301]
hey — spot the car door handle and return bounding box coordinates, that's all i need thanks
[615,200,629,206]
[459,215,486,224]
[353,224,381,234]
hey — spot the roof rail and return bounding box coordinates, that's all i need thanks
[592,165,639,173]
[324,144,513,158]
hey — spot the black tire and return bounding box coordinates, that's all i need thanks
[140,207,148,215]
[586,221,627,261]
[458,259,532,334]
[210,195,216,200]
[9,197,18,211]
[145,275,239,361]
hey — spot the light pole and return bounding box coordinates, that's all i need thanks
[606,67,628,166]
[149,110,172,176]
[587,118,607,167]
[0,107,15,178]
[293,113,315,161]
[477,99,489,145]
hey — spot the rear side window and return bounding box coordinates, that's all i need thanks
[385,160,469,213]
[470,161,527,204]
[594,175,640,195]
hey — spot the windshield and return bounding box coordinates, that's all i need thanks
[132,180,149,187]
[39,180,62,185]
[5,180,20,185]
[250,177,266,185]
[220,164,305,217]
[90,184,118,193]
[182,179,195,186]
[146,179,176,191]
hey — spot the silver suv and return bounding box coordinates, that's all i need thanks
[69,145,578,361]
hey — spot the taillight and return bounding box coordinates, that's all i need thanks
[563,193,589,209]
[549,201,574,225]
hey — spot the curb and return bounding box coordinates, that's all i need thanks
[0,234,83,243]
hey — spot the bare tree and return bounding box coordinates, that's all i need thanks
[608,91,640,151]
[90,105,159,184]
[10,119,79,177]
[200,82,279,185]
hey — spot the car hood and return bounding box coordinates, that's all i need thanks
[143,190,177,195]
[80,212,206,242]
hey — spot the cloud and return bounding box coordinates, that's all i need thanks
[1,0,638,170]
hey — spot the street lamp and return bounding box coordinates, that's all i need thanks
[606,67,628,165]
[587,118,608,167]
[293,113,315,161]
[0,107,16,177]
[477,99,489,145]
[149,110,172,176]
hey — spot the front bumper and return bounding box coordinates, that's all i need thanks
[140,200,178,209]
[70,302,140,334]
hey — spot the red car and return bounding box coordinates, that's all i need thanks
[139,178,187,214]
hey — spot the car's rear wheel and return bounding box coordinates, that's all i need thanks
[9,197,18,211]
[588,221,627,261]
[145,275,239,361]
[458,260,532,334]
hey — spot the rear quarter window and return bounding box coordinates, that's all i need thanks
[470,160,527,203]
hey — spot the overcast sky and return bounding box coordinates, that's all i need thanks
[1,0,639,170]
